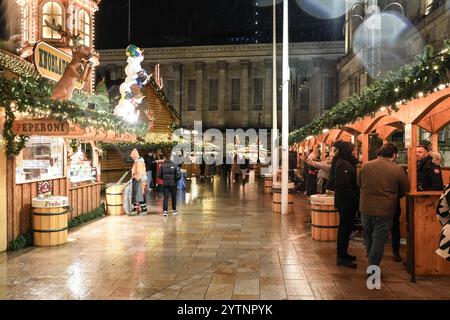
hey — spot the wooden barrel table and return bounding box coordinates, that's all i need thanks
[32,196,69,247]
[272,182,295,214]
[106,183,126,215]
[310,194,339,241]
[263,174,273,193]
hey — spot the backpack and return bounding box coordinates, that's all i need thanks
[174,166,182,181]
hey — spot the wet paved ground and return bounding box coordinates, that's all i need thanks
[1,175,450,300]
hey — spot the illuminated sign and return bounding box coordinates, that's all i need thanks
[12,119,70,136]
[33,42,84,90]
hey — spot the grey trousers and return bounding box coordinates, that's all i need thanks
[361,214,393,266]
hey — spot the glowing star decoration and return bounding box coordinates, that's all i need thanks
[114,45,150,123]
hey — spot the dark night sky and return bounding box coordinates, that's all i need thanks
[0,0,344,48]
[95,0,344,49]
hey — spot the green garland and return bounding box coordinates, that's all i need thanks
[98,134,187,152]
[68,204,106,229]
[0,75,148,157]
[289,41,450,145]
[8,232,33,251]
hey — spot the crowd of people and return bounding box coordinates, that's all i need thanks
[301,141,444,271]
[127,149,183,217]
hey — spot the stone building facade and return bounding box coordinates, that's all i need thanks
[97,42,344,130]
[339,0,450,101]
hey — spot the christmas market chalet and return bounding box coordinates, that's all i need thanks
[0,0,180,252]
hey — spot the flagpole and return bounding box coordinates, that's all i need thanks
[272,0,278,180]
[281,0,289,215]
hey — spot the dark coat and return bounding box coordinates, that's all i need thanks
[334,159,359,212]
[143,154,154,172]
[358,157,410,218]
[158,160,178,186]
[417,156,444,191]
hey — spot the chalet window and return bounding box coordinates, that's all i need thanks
[231,79,240,110]
[78,9,90,47]
[209,79,218,111]
[16,136,65,183]
[254,78,264,110]
[187,80,196,111]
[42,1,63,40]
[23,4,30,42]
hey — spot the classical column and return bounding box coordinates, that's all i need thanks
[195,62,205,122]
[311,58,324,119]
[240,60,250,127]
[217,61,227,127]
[172,62,182,115]
[289,59,299,128]
[264,59,272,128]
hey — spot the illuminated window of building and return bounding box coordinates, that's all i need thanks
[23,3,30,42]
[42,1,63,39]
[78,9,90,47]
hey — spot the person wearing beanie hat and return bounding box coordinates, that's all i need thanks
[130,148,148,215]
[417,144,443,191]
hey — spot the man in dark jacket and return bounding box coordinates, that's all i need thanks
[358,143,410,268]
[417,145,444,191]
[158,152,180,216]
[334,141,359,268]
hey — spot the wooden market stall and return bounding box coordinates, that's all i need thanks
[295,86,450,280]
[99,80,181,186]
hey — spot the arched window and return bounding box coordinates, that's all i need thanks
[78,10,90,47]
[23,4,30,41]
[42,1,63,39]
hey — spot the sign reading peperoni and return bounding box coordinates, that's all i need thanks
[12,119,70,136]
[33,42,83,90]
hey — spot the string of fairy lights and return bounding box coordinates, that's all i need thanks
[289,41,450,145]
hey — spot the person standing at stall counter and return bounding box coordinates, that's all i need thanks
[358,143,409,268]
[417,144,444,191]
[130,149,147,215]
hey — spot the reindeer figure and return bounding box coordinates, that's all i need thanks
[45,20,93,101]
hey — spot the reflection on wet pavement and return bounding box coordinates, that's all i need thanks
[1,176,450,300]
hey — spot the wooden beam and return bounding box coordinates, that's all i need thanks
[408,124,419,193]
[361,134,369,164]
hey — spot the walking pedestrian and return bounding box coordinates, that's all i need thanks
[358,143,409,268]
[334,141,359,268]
[158,151,182,216]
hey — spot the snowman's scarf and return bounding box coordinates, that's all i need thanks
[436,185,450,261]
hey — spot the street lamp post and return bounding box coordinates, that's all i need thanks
[272,0,278,181]
[281,0,289,215]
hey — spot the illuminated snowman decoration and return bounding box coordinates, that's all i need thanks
[114,45,150,123]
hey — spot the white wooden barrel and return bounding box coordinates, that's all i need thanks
[310,195,339,241]
[32,197,69,247]
[263,174,273,193]
[272,182,295,213]
[106,184,126,215]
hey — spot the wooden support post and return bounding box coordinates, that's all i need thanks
[361,134,369,164]
[0,107,7,252]
[408,124,419,193]
[431,133,439,152]
[321,143,326,161]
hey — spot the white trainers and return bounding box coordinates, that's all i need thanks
[172,210,178,215]
[163,211,168,217]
